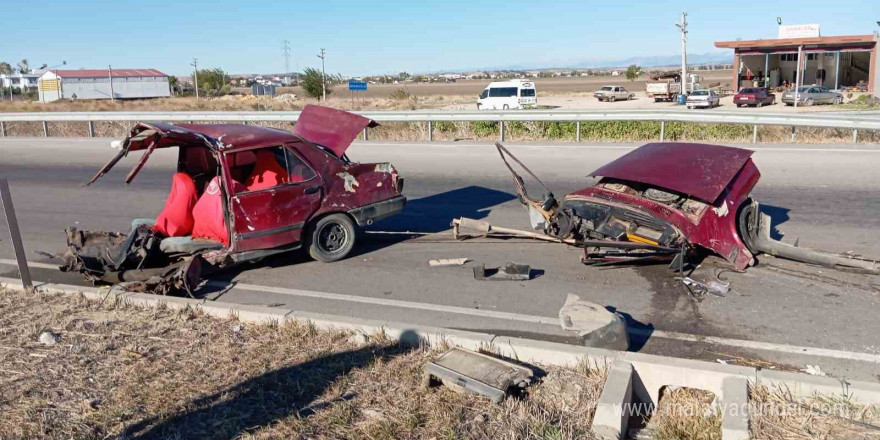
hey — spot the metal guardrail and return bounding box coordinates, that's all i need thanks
[1,109,878,143]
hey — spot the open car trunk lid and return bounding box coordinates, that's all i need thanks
[292,104,378,157]
[86,122,217,185]
[588,142,754,203]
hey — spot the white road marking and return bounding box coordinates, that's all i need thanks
[3,258,879,364]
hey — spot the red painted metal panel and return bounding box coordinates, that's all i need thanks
[588,143,754,203]
[292,104,377,157]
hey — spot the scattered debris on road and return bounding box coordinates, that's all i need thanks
[489,141,880,275]
[423,347,534,403]
[428,257,469,267]
[473,262,533,281]
[558,294,629,350]
[676,276,730,298]
[38,330,59,346]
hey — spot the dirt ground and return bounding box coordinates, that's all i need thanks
[0,287,608,440]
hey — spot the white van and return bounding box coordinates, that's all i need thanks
[476,80,537,110]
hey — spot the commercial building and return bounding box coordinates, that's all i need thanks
[715,33,878,92]
[38,68,171,102]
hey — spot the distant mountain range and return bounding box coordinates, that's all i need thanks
[441,52,732,73]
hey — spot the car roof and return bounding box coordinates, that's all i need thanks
[176,123,302,151]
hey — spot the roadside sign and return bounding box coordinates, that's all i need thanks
[348,81,367,91]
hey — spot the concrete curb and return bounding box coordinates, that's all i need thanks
[3,276,880,439]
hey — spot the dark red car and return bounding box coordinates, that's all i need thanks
[59,105,406,294]
[498,142,760,271]
[734,88,775,107]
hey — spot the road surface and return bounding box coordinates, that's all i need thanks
[1,138,879,381]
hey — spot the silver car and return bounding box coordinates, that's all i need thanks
[686,90,720,109]
[781,86,843,106]
[594,85,634,102]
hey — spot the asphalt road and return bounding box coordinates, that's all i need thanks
[1,138,879,381]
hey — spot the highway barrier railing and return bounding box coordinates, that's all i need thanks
[1,109,879,143]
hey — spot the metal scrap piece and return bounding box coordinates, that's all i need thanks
[473,262,532,281]
[428,258,469,267]
[423,347,533,403]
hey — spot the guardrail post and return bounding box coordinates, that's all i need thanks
[660,121,666,142]
[42,121,49,137]
[362,127,368,141]
[500,121,505,142]
[0,178,33,291]
[752,125,758,144]
[428,121,433,142]
[576,121,581,142]
[791,126,796,142]
[853,129,858,144]
[88,121,95,138]
[0,121,6,137]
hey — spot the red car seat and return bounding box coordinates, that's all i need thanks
[192,176,244,246]
[153,172,198,237]
[245,149,288,191]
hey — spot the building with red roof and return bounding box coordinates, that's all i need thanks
[38,68,171,102]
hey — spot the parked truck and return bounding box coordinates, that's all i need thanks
[646,80,682,102]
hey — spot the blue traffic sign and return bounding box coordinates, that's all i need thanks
[348,81,367,91]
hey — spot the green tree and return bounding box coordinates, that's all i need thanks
[0,62,12,74]
[168,76,179,94]
[17,59,29,72]
[398,71,410,80]
[196,68,229,95]
[625,64,642,82]
[300,67,332,99]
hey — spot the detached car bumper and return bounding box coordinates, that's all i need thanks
[348,195,407,226]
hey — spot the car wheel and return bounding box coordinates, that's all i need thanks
[736,199,760,255]
[804,98,813,106]
[476,103,481,110]
[756,100,763,108]
[770,97,775,105]
[609,96,616,102]
[308,213,357,263]
[736,104,742,108]
[502,104,509,110]
[834,96,842,105]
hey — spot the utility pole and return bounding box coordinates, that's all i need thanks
[317,48,326,101]
[675,12,688,93]
[108,65,115,101]
[190,58,199,99]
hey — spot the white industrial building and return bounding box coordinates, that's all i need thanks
[38,68,171,102]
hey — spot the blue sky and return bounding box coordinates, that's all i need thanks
[2,0,878,76]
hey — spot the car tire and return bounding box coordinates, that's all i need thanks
[834,96,842,105]
[736,199,760,255]
[804,98,813,106]
[609,96,616,102]
[307,213,357,263]
[770,97,775,105]
[756,100,763,108]
[476,103,481,110]
[502,104,509,110]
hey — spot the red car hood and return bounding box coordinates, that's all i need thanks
[293,105,378,157]
[588,142,754,203]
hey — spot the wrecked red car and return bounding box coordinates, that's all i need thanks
[58,105,406,294]
[488,142,877,273]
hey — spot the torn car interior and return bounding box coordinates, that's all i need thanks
[57,105,407,295]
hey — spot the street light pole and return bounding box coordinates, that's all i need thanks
[191,58,199,99]
[317,48,326,101]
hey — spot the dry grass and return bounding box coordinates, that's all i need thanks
[649,387,722,440]
[750,385,880,439]
[0,287,606,440]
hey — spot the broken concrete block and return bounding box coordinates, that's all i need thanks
[473,262,532,281]
[558,294,629,351]
[424,347,533,403]
[428,258,469,267]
